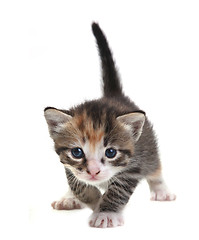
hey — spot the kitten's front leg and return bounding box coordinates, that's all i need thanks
[65,168,102,210]
[89,176,139,228]
[147,167,176,201]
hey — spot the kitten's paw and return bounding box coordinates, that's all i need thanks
[51,197,85,210]
[150,190,176,201]
[89,212,124,228]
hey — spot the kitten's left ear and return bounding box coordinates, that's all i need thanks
[44,107,72,138]
[116,112,145,141]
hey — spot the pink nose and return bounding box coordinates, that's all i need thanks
[87,169,101,176]
[86,160,101,177]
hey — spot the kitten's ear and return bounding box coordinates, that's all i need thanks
[44,107,72,138]
[116,112,145,141]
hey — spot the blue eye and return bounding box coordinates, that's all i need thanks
[71,148,84,159]
[105,148,117,158]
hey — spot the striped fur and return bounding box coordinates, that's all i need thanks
[44,23,175,228]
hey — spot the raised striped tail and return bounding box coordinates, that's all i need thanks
[92,22,123,98]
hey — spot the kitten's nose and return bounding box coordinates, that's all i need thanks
[86,160,101,177]
[87,169,101,176]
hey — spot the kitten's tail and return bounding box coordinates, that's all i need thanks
[92,22,123,97]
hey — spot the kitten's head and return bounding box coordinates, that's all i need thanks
[44,103,145,185]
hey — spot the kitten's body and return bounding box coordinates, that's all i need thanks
[44,23,175,228]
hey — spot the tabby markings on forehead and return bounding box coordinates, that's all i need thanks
[73,114,105,151]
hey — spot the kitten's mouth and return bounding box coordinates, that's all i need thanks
[86,174,111,184]
[89,176,99,181]
[75,169,112,184]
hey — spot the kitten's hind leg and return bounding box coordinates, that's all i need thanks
[147,167,176,201]
[51,189,86,210]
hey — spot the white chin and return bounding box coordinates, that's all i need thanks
[80,176,111,186]
[75,170,114,185]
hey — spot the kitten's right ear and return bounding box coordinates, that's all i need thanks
[116,111,145,142]
[44,107,72,138]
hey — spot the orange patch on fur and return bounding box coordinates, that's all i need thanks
[74,111,86,130]
[74,112,105,149]
[85,120,104,151]
[148,164,162,180]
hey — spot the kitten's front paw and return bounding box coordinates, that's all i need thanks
[150,190,176,201]
[51,197,85,210]
[89,212,124,228]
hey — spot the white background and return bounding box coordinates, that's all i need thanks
[0,0,199,239]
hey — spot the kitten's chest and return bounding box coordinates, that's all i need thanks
[98,182,109,192]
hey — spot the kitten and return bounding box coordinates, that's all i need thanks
[44,22,176,228]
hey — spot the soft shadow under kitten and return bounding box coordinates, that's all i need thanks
[44,22,176,228]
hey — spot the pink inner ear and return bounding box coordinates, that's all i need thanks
[133,121,142,132]
[49,120,58,127]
